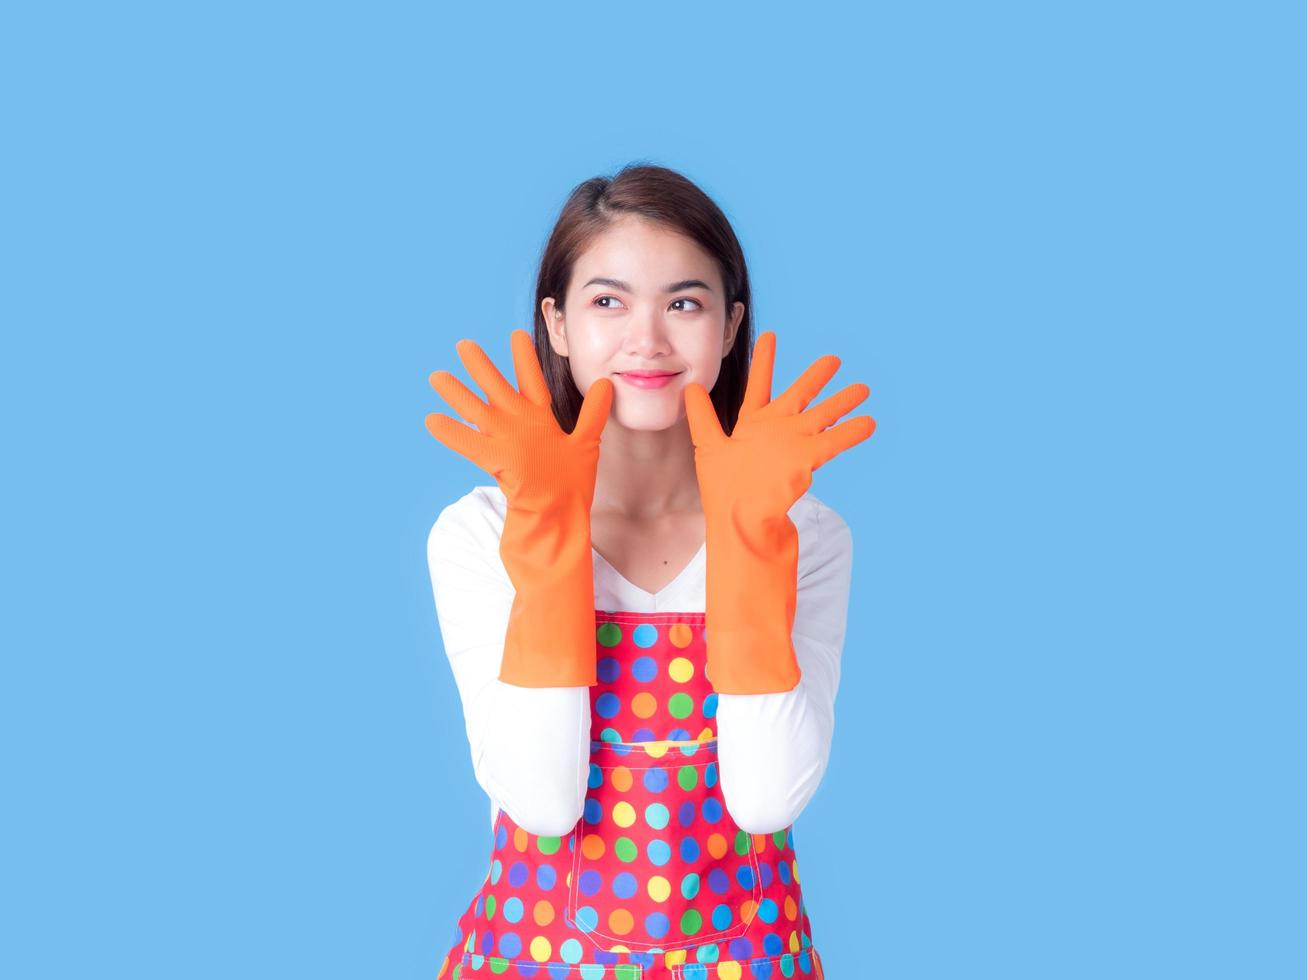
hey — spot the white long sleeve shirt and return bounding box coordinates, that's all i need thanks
[426,485,853,838]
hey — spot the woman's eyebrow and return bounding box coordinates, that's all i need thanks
[582,276,714,293]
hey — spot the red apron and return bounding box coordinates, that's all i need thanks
[437,610,827,979]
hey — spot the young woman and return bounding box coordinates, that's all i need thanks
[424,164,875,979]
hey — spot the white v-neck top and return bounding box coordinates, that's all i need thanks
[426,485,853,837]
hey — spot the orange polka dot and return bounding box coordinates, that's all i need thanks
[706,833,727,859]
[607,908,634,935]
[740,898,758,921]
[631,692,657,718]
[533,900,555,926]
[581,834,606,860]
[611,767,633,792]
[668,623,694,648]
[784,895,798,920]
[513,827,528,852]
[753,833,767,854]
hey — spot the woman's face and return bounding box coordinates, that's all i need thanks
[543,215,745,433]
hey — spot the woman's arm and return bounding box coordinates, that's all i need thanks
[426,489,591,837]
[714,500,852,835]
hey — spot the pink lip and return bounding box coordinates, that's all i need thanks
[616,371,681,389]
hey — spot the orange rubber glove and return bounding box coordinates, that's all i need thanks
[425,329,614,687]
[684,331,876,694]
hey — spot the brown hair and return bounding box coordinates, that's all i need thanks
[532,163,754,435]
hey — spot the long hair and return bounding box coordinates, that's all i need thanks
[532,163,754,435]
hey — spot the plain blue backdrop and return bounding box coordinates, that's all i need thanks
[3,2,1302,978]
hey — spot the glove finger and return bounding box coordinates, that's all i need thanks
[511,329,553,409]
[425,412,499,472]
[456,337,524,409]
[774,353,841,415]
[803,381,870,433]
[741,331,776,413]
[811,415,876,470]
[683,382,725,449]
[429,369,492,431]
[573,376,614,442]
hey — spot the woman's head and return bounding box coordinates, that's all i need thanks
[533,164,753,436]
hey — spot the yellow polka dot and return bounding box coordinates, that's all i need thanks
[529,936,551,962]
[534,900,555,926]
[631,692,657,718]
[792,859,801,884]
[788,929,799,952]
[647,875,671,902]
[612,801,636,828]
[608,908,634,935]
[668,657,694,683]
[716,962,742,980]
[611,766,633,792]
[696,727,715,742]
[668,623,694,648]
[581,834,606,860]
[664,949,688,967]
[706,833,728,859]
[644,741,670,759]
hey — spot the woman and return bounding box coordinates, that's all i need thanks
[424,164,875,979]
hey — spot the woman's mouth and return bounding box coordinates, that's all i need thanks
[614,371,682,390]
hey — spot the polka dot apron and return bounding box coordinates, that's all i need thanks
[437,611,826,979]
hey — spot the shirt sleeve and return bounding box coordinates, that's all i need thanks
[714,499,852,835]
[426,488,591,838]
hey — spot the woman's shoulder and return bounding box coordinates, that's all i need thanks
[428,485,507,552]
[793,491,853,575]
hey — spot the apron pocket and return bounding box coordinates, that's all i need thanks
[567,738,763,952]
[670,946,824,979]
[459,950,644,978]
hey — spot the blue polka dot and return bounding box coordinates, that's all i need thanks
[495,824,508,850]
[643,767,669,793]
[683,964,707,980]
[498,932,522,957]
[597,656,621,683]
[502,896,524,922]
[508,860,529,887]
[579,869,603,896]
[645,911,670,938]
[757,898,778,922]
[595,692,621,719]
[612,871,638,899]
[707,868,730,895]
[588,763,603,789]
[574,905,598,932]
[536,864,557,890]
[584,798,604,824]
[711,904,733,930]
[646,839,671,866]
[633,726,655,741]
[763,932,784,955]
[632,623,659,648]
[678,801,697,827]
[679,836,700,862]
[736,865,756,890]
[701,797,723,823]
[705,761,718,788]
[667,727,690,740]
[703,692,719,718]
[479,931,494,954]
[632,656,658,682]
[728,937,754,960]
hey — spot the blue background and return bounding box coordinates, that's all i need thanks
[4,2,1302,977]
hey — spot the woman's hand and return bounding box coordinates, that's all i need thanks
[425,329,614,515]
[425,328,614,687]
[683,330,875,528]
[682,330,875,694]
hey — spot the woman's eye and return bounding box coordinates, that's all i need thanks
[594,295,625,309]
[671,298,703,312]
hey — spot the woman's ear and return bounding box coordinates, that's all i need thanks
[723,301,745,357]
[541,297,569,358]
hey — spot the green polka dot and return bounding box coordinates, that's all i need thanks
[615,837,638,862]
[680,908,703,935]
[485,894,496,919]
[487,956,510,975]
[668,692,694,719]
[615,966,641,980]
[772,829,788,849]
[734,830,750,856]
[597,623,623,646]
[537,835,562,855]
[677,766,698,791]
